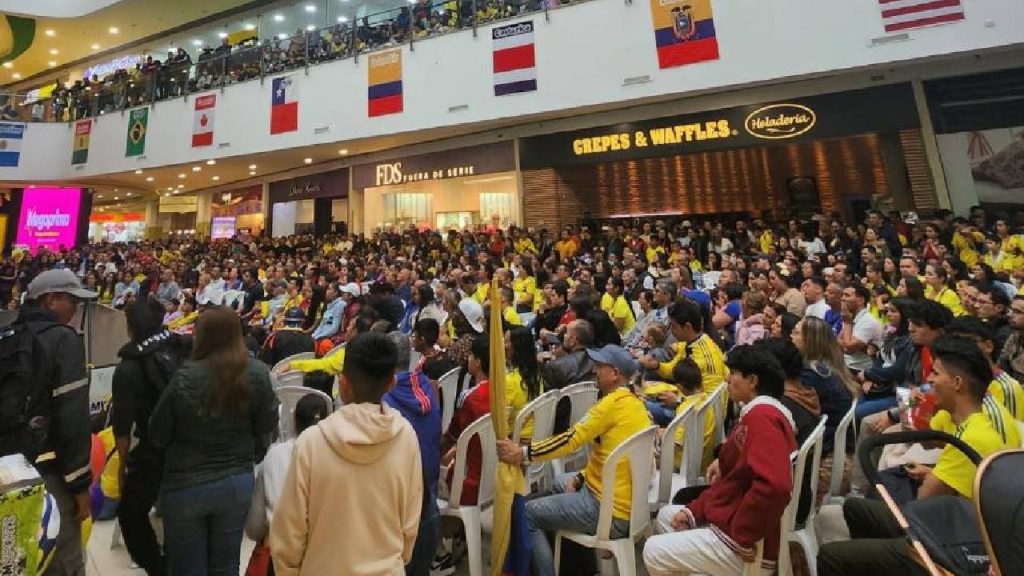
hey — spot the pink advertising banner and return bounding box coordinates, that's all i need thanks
[16,188,83,252]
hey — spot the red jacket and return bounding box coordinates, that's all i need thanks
[444,380,490,506]
[687,397,796,566]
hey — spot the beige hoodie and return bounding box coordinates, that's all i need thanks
[270,403,423,576]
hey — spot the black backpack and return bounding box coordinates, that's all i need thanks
[0,322,56,461]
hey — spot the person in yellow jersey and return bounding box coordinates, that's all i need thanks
[992,218,1024,273]
[942,316,1024,424]
[923,264,965,317]
[496,344,651,576]
[513,229,538,257]
[512,262,537,312]
[602,277,636,336]
[950,218,983,268]
[498,286,523,327]
[639,298,726,395]
[818,334,1010,574]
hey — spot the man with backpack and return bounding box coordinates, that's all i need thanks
[111,297,189,576]
[2,269,95,576]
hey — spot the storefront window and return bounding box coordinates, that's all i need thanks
[365,171,519,231]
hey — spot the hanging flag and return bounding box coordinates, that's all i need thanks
[0,15,37,63]
[492,21,537,97]
[649,0,719,69]
[488,277,531,576]
[270,75,299,134]
[879,0,964,33]
[192,93,216,147]
[125,107,148,157]
[72,119,91,165]
[0,122,24,167]
[368,49,403,117]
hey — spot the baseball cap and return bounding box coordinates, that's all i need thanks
[458,298,485,333]
[586,344,638,377]
[27,269,98,301]
[284,307,306,325]
[339,282,360,297]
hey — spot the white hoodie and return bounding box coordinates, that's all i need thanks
[270,403,423,576]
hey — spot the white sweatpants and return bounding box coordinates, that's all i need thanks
[643,505,771,576]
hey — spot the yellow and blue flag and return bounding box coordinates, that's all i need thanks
[649,0,720,69]
[488,277,531,575]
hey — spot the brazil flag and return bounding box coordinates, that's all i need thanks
[126,107,148,157]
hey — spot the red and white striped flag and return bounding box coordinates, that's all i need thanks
[192,93,216,147]
[879,0,965,33]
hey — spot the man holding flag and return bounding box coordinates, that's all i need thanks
[496,339,651,576]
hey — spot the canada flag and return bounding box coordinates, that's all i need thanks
[192,93,216,147]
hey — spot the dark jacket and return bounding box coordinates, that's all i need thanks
[259,327,315,366]
[384,369,442,525]
[111,329,190,454]
[863,334,913,393]
[540,348,596,433]
[149,357,279,492]
[17,306,92,494]
[798,363,853,455]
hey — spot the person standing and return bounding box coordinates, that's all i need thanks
[112,297,189,576]
[149,306,279,576]
[10,270,96,576]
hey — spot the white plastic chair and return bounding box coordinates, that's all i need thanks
[553,426,657,576]
[271,352,315,378]
[438,414,496,576]
[512,389,560,493]
[273,371,306,390]
[552,381,599,475]
[274,386,334,440]
[437,367,461,435]
[704,383,728,446]
[648,403,699,513]
[408,349,421,372]
[778,416,828,576]
[824,398,858,504]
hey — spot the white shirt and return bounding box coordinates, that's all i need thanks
[845,307,885,372]
[805,299,829,320]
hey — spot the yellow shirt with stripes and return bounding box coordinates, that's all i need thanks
[931,394,1020,449]
[292,348,346,376]
[528,387,652,520]
[988,371,1024,421]
[656,333,727,395]
[929,411,1011,497]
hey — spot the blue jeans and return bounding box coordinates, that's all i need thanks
[160,473,254,576]
[527,473,630,576]
[856,395,898,423]
[645,400,676,427]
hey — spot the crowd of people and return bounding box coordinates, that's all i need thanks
[4,201,1024,576]
[10,0,558,124]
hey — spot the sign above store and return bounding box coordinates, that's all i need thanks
[269,168,348,204]
[519,83,919,168]
[352,141,515,189]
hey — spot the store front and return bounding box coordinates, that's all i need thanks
[89,211,146,243]
[351,141,518,233]
[157,195,199,238]
[212,185,264,237]
[518,84,932,230]
[269,169,348,237]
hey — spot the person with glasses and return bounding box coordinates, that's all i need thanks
[997,295,1024,382]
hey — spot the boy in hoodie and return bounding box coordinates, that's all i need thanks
[383,332,442,576]
[270,332,423,576]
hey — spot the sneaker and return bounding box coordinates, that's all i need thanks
[450,535,468,564]
[430,552,455,576]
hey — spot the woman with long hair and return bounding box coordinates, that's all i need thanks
[924,263,965,316]
[791,316,856,454]
[856,297,915,422]
[505,326,545,439]
[149,306,279,576]
[896,275,925,301]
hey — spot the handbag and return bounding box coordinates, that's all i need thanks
[245,540,272,576]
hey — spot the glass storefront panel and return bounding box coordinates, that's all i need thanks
[364,171,518,231]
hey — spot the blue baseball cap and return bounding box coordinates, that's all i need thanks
[586,344,638,377]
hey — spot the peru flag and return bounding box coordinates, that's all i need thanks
[492,21,537,97]
[191,93,216,147]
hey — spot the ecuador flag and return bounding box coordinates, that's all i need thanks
[649,0,719,69]
[488,277,531,576]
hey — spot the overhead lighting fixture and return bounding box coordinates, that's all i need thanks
[249,171,256,176]
[97,194,104,199]
[273,13,285,22]
[113,196,119,200]
[303,158,313,164]
[206,159,216,165]
[127,192,132,196]
[48,61,57,68]
[244,23,257,31]
[166,187,174,191]
[134,169,143,174]
[337,16,348,23]
[212,176,220,181]
[191,166,202,172]
[164,193,170,197]
[217,32,228,39]
[44,29,56,37]
[11,73,20,80]
[191,39,202,46]
[177,184,185,189]
[1,63,11,69]
[48,49,59,55]
[91,43,101,50]
[277,33,288,40]
[248,164,257,170]
[177,173,186,179]
[146,176,154,182]
[305,4,316,12]
[108,26,119,34]
[338,148,348,155]
[305,25,315,31]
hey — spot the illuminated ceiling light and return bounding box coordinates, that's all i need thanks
[244,23,256,31]
[305,25,315,31]
[206,159,216,165]
[192,166,202,172]
[97,194,104,199]
[164,192,170,197]
[44,29,56,37]
[337,16,348,23]
[303,157,313,164]
[248,164,257,169]
[114,188,119,192]
[113,196,119,200]
[191,39,202,47]
[12,73,20,79]
[305,4,316,12]
[48,61,57,67]
[273,13,285,22]
[1,63,11,69]
[212,176,220,181]
[108,26,119,34]
[338,148,348,155]
[177,173,186,179]
[48,48,58,55]
[217,32,228,39]
[91,44,101,50]
[166,187,174,191]
[126,192,133,196]
[146,176,154,182]
[249,171,256,176]
[177,184,185,189]
[277,33,288,40]
[134,169,143,174]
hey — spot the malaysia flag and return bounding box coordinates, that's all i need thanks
[879,0,965,33]
[271,75,299,135]
[492,21,537,97]
[192,93,216,147]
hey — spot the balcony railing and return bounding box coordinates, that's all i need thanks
[0,0,580,125]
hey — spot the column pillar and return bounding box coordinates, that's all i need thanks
[144,200,161,240]
[912,79,952,211]
[195,193,212,238]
